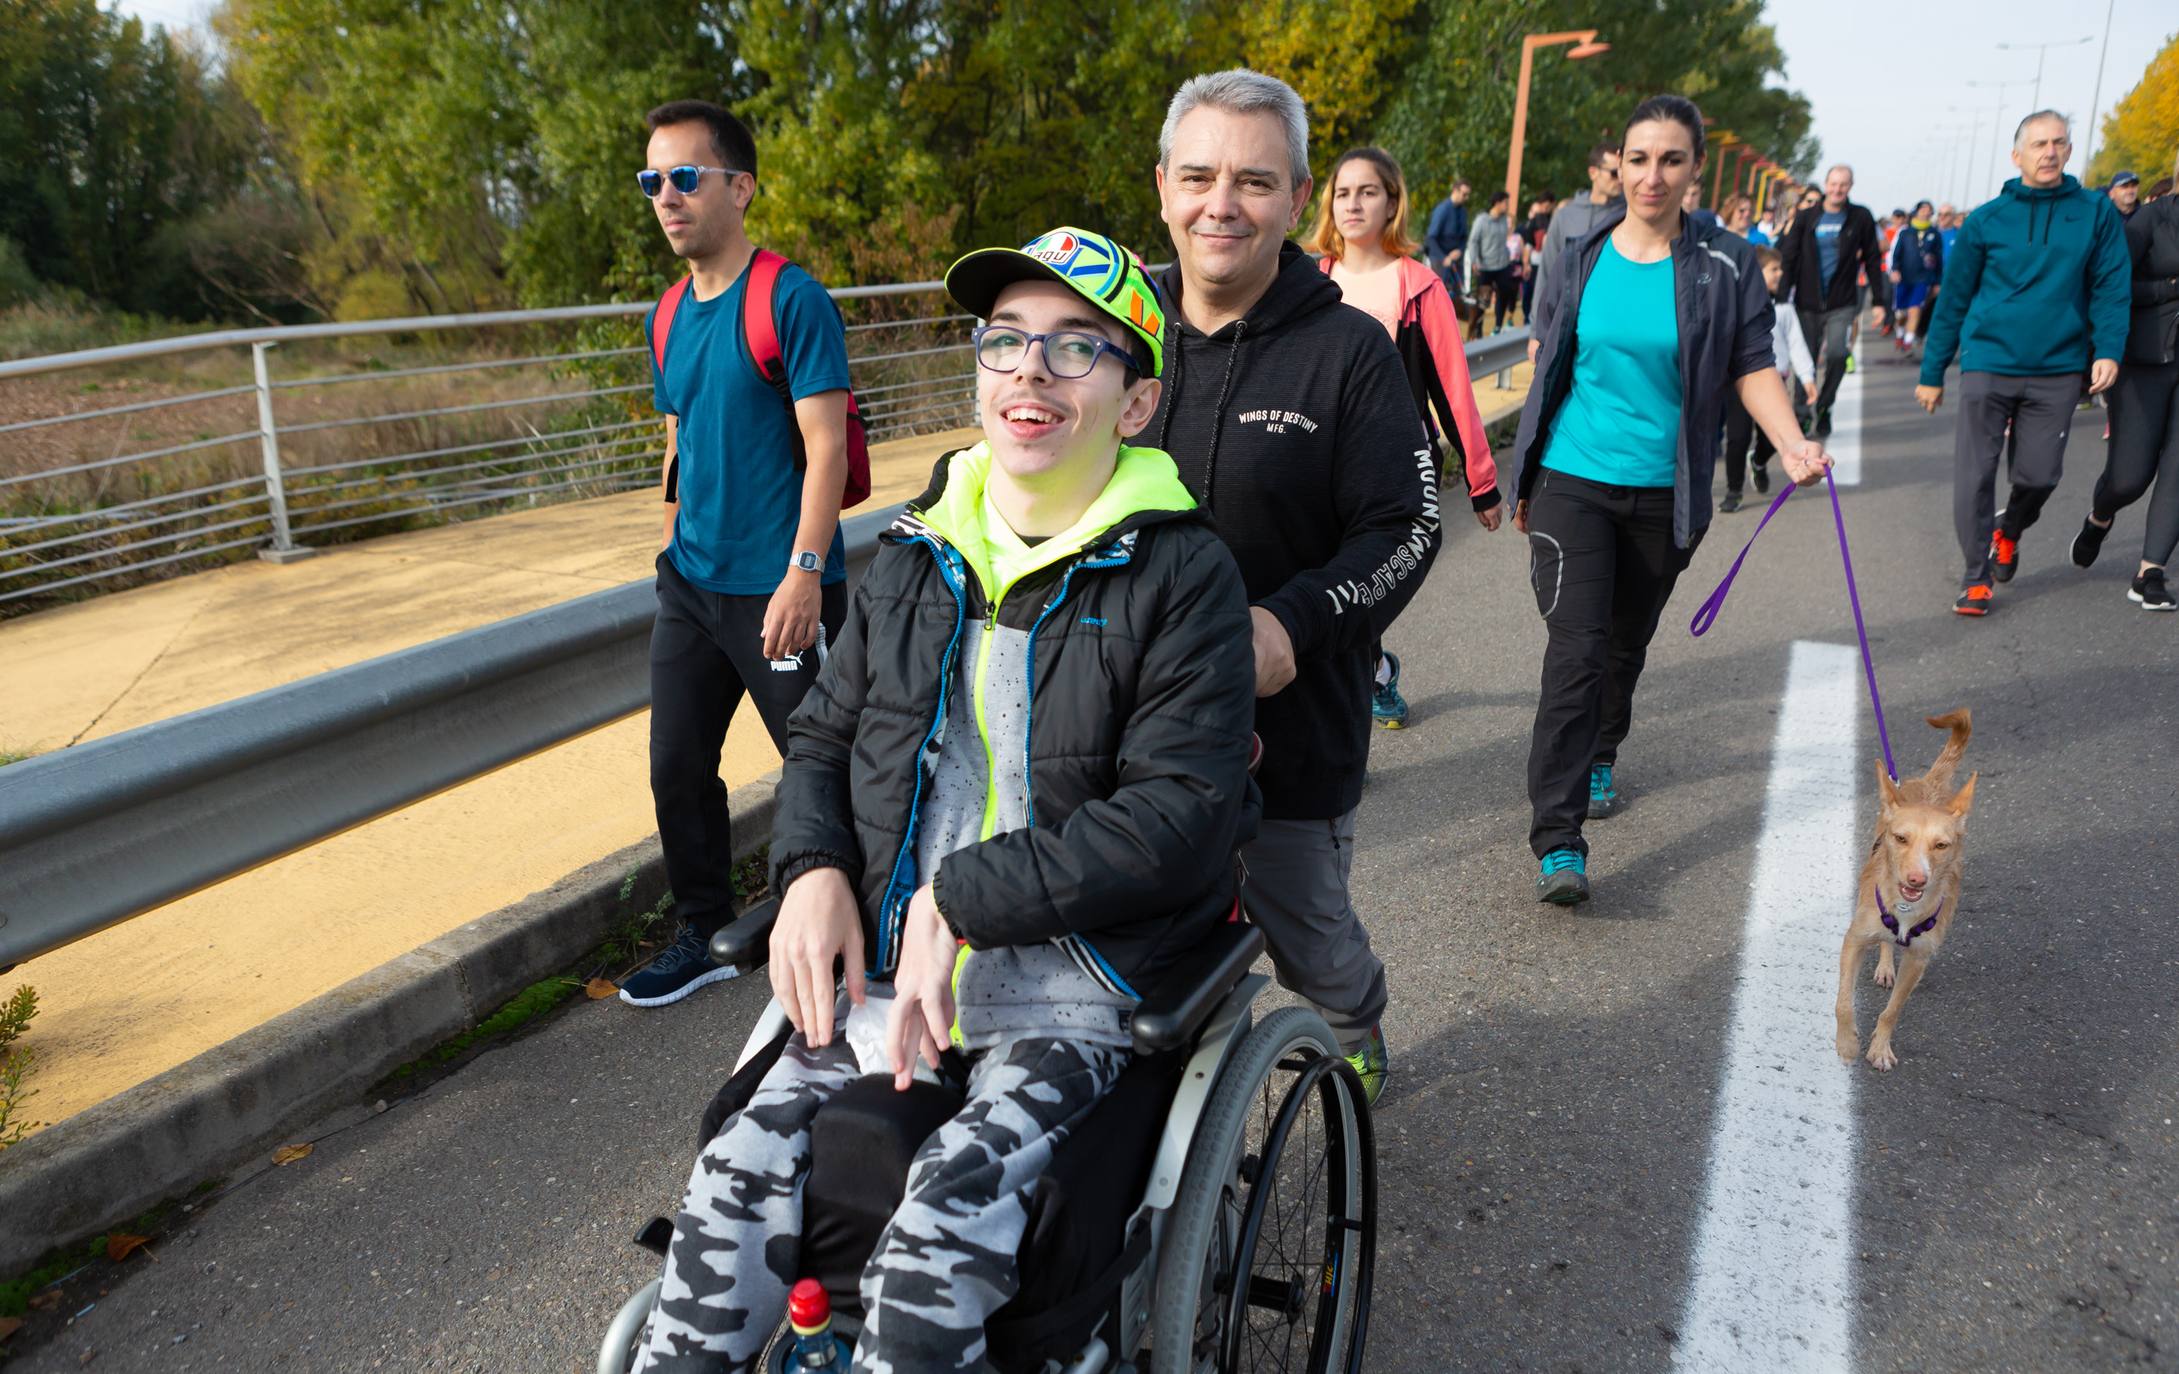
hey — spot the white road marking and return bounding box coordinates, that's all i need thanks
[1676,639,1860,1373]
[1825,366,1863,486]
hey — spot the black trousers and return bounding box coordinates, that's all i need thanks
[1481,265,1520,330]
[650,551,847,937]
[1524,471,1700,858]
[2095,356,2179,569]
[1720,390,1789,495]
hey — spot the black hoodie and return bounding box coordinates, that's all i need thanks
[1150,243,1441,820]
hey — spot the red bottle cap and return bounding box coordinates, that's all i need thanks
[787,1277,830,1333]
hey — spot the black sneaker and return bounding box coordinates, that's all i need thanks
[1719,491,1744,514]
[1989,530,2020,583]
[617,925,740,1007]
[1752,461,1771,494]
[1813,408,1833,438]
[2071,516,2109,568]
[2130,567,2176,611]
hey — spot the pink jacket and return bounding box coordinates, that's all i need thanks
[1320,255,1500,510]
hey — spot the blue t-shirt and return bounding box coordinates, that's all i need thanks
[1542,239,1682,490]
[649,260,851,594]
[1814,211,1847,289]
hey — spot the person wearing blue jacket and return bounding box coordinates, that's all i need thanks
[1510,94,1834,905]
[1424,179,1472,292]
[1917,111,2132,615]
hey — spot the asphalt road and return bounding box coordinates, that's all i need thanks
[14,350,2175,1372]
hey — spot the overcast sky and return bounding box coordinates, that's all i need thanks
[120,0,2174,213]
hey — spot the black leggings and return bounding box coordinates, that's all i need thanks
[649,552,847,937]
[1481,266,1520,331]
[1523,470,1699,858]
[2093,357,2179,568]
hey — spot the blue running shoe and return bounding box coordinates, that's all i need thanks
[617,924,740,1007]
[1537,848,1589,905]
[1344,1024,1389,1107]
[1371,651,1409,729]
[1587,763,1624,819]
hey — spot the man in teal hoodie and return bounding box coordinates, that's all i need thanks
[1916,110,2131,615]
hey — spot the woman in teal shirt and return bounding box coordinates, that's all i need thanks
[1508,95,1834,905]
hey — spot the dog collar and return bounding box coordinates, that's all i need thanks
[1876,886,1943,948]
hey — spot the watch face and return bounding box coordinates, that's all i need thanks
[794,551,821,571]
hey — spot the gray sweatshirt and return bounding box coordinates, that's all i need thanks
[1529,194,1625,344]
[1467,212,1513,272]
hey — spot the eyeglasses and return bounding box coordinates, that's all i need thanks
[972,325,1139,379]
[637,165,744,198]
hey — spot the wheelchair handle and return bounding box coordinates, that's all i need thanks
[709,896,783,970]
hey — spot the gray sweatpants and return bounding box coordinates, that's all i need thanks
[630,1030,1125,1374]
[1242,812,1386,1053]
[1796,304,1858,414]
[1953,370,2084,584]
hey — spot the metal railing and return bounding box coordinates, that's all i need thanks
[0,281,975,610]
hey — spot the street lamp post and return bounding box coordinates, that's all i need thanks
[1966,78,2036,192]
[1995,34,2093,110]
[1506,28,1611,214]
[2083,0,2119,172]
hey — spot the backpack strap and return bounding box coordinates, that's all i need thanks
[651,275,692,375]
[743,249,790,393]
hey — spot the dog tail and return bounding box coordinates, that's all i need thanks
[1924,708,1972,788]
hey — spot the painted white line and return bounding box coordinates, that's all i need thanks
[1676,639,1860,1373]
[1828,366,1862,486]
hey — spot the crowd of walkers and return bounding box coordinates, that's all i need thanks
[604,65,2177,1371]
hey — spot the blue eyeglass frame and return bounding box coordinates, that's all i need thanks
[637,165,745,198]
[971,324,1141,379]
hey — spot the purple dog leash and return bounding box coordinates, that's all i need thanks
[1688,468,1899,781]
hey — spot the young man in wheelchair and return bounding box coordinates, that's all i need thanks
[629,227,1260,1373]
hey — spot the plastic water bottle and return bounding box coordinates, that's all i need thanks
[785,1278,851,1372]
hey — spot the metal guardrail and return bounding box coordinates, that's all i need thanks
[0,282,974,609]
[0,501,905,970]
[0,325,1535,970]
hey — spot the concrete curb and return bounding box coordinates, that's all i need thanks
[0,773,778,1276]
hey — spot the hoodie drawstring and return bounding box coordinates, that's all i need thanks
[1198,324,1245,513]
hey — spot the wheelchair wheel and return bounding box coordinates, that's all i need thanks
[1149,1006,1376,1374]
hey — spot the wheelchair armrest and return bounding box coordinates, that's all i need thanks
[1129,921,1264,1055]
[708,897,782,970]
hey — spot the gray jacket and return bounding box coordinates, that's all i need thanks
[1467,212,1513,272]
[1529,194,1624,342]
[1512,207,1777,551]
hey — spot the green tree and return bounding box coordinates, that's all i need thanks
[2087,33,2179,189]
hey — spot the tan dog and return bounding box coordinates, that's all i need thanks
[1834,710,1978,1071]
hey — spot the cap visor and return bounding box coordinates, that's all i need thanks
[944,248,1071,322]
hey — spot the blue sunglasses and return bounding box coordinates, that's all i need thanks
[637,165,744,198]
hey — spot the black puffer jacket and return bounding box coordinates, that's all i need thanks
[768,447,1261,1000]
[2125,195,2179,365]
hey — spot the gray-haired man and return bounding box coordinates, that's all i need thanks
[1147,68,1446,1105]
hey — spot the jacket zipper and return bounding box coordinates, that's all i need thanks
[876,536,969,971]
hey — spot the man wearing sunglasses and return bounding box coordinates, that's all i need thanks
[619,98,854,1010]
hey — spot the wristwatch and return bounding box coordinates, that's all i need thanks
[788,550,821,574]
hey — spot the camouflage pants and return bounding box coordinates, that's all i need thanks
[630,1033,1126,1374]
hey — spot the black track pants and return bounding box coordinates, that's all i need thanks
[1524,471,1699,859]
[649,551,847,937]
[2094,357,2179,568]
[1951,370,2082,584]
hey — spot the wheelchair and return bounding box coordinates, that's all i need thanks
[598,896,1378,1374]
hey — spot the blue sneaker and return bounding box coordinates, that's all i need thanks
[1537,848,1589,905]
[617,925,739,1007]
[1371,652,1409,729]
[1587,764,1624,819]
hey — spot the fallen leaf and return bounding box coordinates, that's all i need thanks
[105,1234,149,1262]
[0,1315,22,1340]
[271,1143,313,1165]
[27,1290,60,1312]
[584,978,618,1000]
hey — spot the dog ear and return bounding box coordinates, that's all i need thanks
[1875,758,1901,811]
[1947,771,1978,818]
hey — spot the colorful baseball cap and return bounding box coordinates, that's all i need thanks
[945,227,1167,378]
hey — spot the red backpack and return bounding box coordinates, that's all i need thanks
[649,249,871,509]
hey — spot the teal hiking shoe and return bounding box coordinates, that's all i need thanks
[1371,652,1409,729]
[1587,763,1624,819]
[1537,848,1590,905]
[1344,1024,1389,1107]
